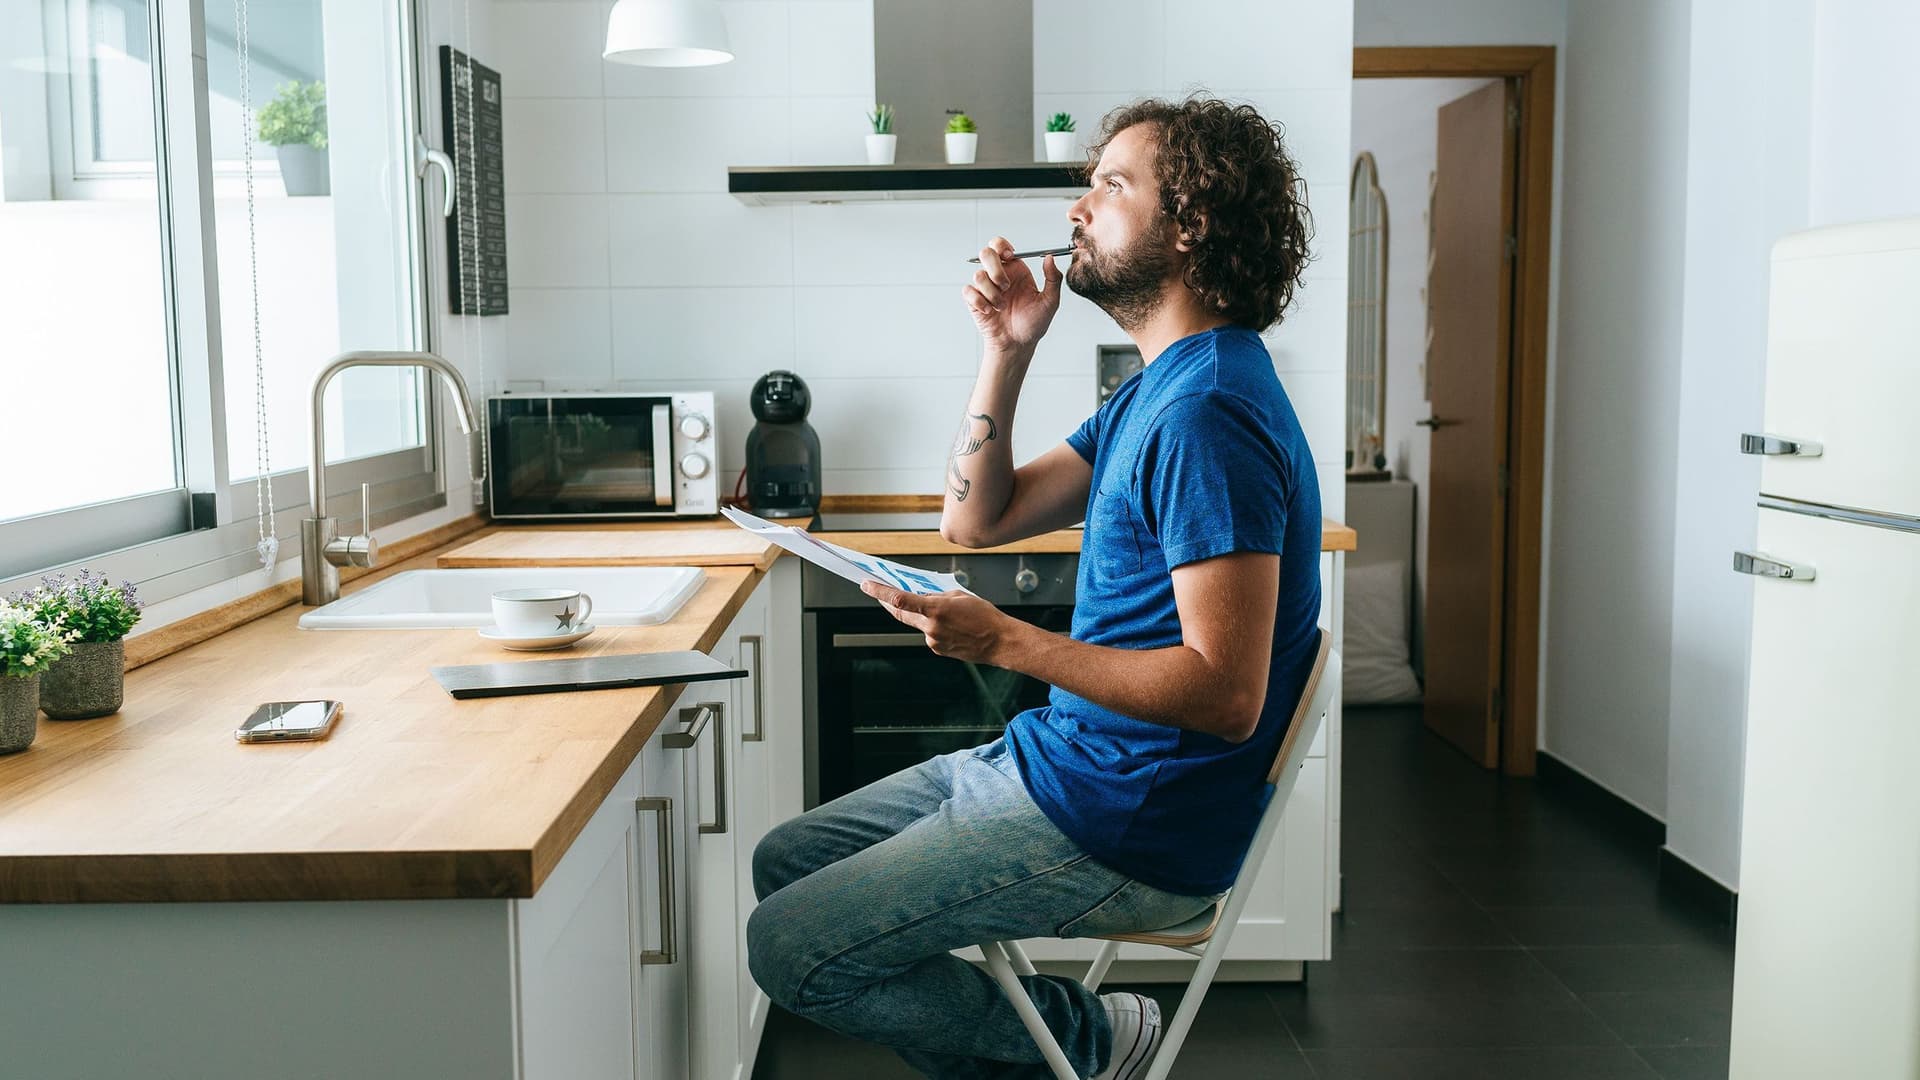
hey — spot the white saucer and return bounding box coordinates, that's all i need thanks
[478,623,597,651]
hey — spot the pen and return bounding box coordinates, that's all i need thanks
[967,245,1075,263]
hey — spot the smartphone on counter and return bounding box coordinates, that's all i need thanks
[235,700,342,743]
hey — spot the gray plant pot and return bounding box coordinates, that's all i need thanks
[40,639,125,721]
[276,143,331,196]
[0,674,38,754]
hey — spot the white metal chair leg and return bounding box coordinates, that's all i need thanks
[1141,932,1233,1080]
[983,940,1080,1080]
[1005,938,1039,978]
[1082,939,1121,992]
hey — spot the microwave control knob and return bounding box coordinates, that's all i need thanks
[679,452,711,480]
[1014,567,1040,595]
[948,560,971,590]
[679,413,711,441]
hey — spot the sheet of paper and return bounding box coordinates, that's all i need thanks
[720,506,967,596]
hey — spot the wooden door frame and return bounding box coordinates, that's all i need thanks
[1354,46,1554,777]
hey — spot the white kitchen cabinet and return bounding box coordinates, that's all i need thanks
[684,563,800,1080]
[636,704,692,1080]
[513,683,704,1080]
[511,737,646,1079]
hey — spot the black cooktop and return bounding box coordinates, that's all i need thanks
[809,512,945,532]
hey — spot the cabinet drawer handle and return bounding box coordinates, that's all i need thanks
[635,796,677,966]
[666,703,727,834]
[1733,550,1816,582]
[1740,433,1823,457]
[741,634,765,743]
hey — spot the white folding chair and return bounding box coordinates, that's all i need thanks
[982,629,1339,1080]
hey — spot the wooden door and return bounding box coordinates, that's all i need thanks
[1422,79,1516,767]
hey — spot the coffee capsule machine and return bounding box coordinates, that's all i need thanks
[745,370,821,518]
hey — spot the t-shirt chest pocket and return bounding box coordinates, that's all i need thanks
[1087,490,1147,578]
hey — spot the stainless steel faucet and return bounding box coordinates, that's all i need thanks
[301,350,480,606]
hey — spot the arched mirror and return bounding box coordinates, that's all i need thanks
[1346,151,1389,474]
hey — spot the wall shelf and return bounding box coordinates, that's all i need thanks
[727,163,1084,205]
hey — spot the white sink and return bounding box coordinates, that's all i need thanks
[297,566,706,630]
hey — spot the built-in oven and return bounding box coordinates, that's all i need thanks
[801,512,1078,808]
[486,391,719,520]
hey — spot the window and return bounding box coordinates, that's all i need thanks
[0,0,441,594]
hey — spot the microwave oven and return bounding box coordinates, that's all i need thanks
[486,392,720,520]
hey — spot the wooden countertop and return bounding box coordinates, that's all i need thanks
[0,506,1353,905]
[0,543,767,904]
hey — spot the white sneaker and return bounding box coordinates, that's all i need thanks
[1092,991,1163,1080]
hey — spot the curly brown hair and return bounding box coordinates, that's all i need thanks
[1087,97,1314,331]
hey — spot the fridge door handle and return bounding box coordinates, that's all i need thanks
[1733,550,1817,582]
[1740,433,1823,457]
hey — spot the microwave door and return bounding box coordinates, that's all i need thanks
[651,403,673,508]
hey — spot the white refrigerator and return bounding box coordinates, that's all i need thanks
[1730,216,1920,1079]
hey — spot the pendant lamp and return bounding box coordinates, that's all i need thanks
[604,0,734,67]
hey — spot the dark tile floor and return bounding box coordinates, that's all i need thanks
[753,705,1735,1079]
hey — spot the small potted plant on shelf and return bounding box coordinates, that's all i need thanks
[0,598,73,754]
[944,111,978,165]
[1044,112,1077,162]
[258,80,330,197]
[866,104,896,165]
[16,571,142,721]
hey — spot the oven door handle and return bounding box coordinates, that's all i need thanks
[832,633,930,648]
[651,403,674,508]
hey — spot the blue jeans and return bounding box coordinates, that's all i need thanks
[747,737,1217,1079]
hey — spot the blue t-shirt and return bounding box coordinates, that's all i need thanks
[1004,325,1322,897]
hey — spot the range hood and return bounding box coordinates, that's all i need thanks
[727,163,1084,205]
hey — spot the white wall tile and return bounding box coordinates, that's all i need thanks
[789,1,874,97]
[792,285,978,377]
[788,96,877,165]
[605,97,790,192]
[503,288,614,384]
[503,99,607,193]
[505,195,610,287]
[493,1,606,98]
[1164,0,1354,92]
[1033,0,1167,95]
[973,196,1079,254]
[603,2,791,98]
[790,200,977,285]
[802,373,1092,476]
[1215,88,1354,187]
[607,194,794,287]
[610,286,795,381]
[1261,276,1346,372]
[1277,369,1346,464]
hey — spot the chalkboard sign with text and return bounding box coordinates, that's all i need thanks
[440,46,508,315]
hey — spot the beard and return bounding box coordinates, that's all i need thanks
[1065,225,1177,332]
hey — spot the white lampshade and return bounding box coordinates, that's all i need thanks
[604,0,734,67]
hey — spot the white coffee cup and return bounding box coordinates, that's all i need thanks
[491,588,594,637]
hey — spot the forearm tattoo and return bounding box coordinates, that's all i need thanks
[947,412,997,502]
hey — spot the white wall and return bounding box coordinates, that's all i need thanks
[1663,0,1814,892]
[1807,0,1920,228]
[489,0,1352,523]
[1540,0,1692,818]
[1349,76,1495,671]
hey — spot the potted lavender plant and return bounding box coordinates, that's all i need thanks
[0,598,72,753]
[17,571,142,720]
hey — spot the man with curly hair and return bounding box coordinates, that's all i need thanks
[748,96,1321,1079]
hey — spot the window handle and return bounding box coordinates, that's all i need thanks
[415,134,455,218]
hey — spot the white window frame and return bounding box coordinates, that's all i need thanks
[0,0,450,603]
